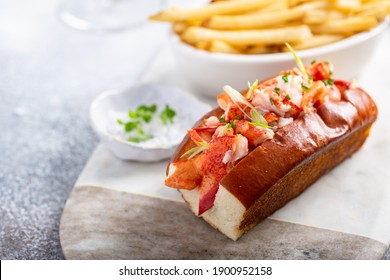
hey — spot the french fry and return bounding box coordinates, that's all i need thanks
[208,40,242,54]
[285,34,345,50]
[196,40,211,50]
[357,6,388,20]
[288,0,314,6]
[245,45,275,54]
[310,16,378,34]
[303,9,329,24]
[356,1,390,20]
[249,0,288,14]
[172,18,204,35]
[204,1,328,30]
[293,1,330,11]
[203,7,305,30]
[181,25,312,47]
[327,9,347,20]
[212,0,269,1]
[149,0,274,22]
[333,0,362,12]
[303,7,347,24]
[173,22,189,35]
[151,0,390,55]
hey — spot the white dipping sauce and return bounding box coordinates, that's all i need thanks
[107,106,191,149]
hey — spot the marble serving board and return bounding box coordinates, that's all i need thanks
[60,35,390,259]
[60,143,389,260]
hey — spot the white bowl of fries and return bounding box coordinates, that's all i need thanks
[151,0,390,96]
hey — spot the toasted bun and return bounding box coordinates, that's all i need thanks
[169,87,377,240]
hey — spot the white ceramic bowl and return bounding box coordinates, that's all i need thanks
[171,17,390,97]
[89,84,211,162]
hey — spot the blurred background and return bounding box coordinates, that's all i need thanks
[0,0,204,259]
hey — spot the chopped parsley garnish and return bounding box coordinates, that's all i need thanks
[137,125,145,135]
[117,104,177,143]
[235,116,243,120]
[323,78,334,86]
[282,74,289,83]
[217,121,236,137]
[286,94,292,100]
[160,105,176,125]
[143,114,152,123]
[329,70,333,75]
[301,84,309,92]
[129,111,137,119]
[311,60,317,65]
[219,117,226,123]
[124,122,137,132]
[269,98,274,105]
[137,104,157,113]
[308,76,313,83]
[275,87,280,95]
[229,120,235,129]
[133,104,157,123]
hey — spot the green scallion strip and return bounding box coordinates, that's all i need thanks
[302,84,309,91]
[323,78,334,86]
[282,74,289,83]
[285,42,308,78]
[223,85,268,126]
[180,142,208,159]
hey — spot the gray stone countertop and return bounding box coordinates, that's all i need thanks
[0,0,169,259]
[0,0,389,259]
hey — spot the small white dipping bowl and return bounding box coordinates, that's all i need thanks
[89,84,211,162]
[171,17,390,97]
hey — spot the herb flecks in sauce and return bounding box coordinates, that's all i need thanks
[117,104,177,143]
